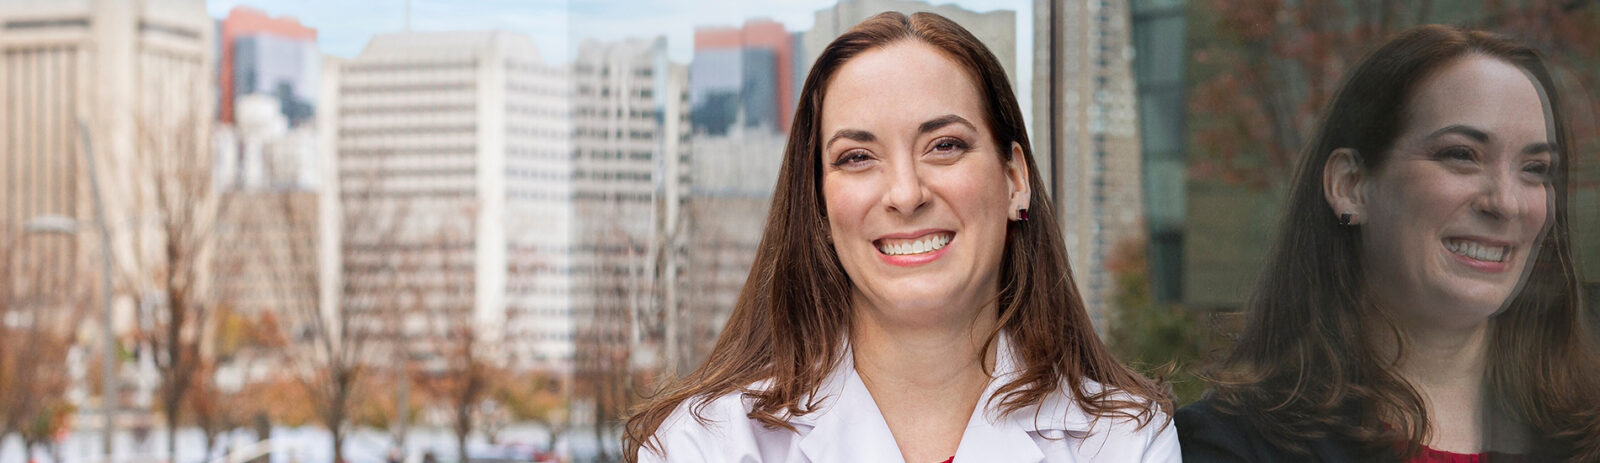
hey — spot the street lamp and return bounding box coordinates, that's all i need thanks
[22,119,122,463]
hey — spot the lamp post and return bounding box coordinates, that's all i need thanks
[26,119,121,463]
[23,212,114,462]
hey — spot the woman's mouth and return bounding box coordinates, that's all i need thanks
[874,232,954,256]
[1444,238,1509,263]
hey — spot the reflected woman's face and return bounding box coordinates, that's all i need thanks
[819,41,1028,327]
[1361,55,1553,329]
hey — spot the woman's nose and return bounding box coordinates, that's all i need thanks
[1474,168,1528,221]
[885,157,929,215]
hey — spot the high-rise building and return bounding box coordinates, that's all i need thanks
[570,36,690,371]
[217,6,317,126]
[209,9,325,375]
[690,20,794,135]
[210,95,325,386]
[1129,0,1186,304]
[334,30,571,372]
[214,94,320,191]
[801,0,1017,105]
[0,0,214,335]
[0,0,214,429]
[680,129,785,370]
[1034,0,1142,327]
[212,188,319,337]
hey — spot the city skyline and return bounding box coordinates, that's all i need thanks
[200,0,1031,80]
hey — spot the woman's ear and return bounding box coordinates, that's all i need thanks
[1323,148,1366,225]
[1006,142,1032,220]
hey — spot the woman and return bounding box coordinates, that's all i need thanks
[624,11,1177,463]
[1177,25,1600,461]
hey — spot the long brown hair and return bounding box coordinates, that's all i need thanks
[1207,24,1600,459]
[623,11,1171,460]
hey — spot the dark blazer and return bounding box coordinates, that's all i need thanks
[1176,398,1395,463]
[1177,398,1568,462]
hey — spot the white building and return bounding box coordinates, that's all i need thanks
[801,0,1017,103]
[0,0,214,425]
[570,37,691,374]
[333,30,572,372]
[1034,0,1143,327]
[680,129,785,370]
[214,94,320,191]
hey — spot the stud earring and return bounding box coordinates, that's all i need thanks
[1339,212,1353,226]
[1018,208,1029,222]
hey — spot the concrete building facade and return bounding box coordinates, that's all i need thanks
[801,0,1017,107]
[1033,0,1143,327]
[690,20,795,134]
[0,0,215,429]
[334,30,571,372]
[216,6,316,126]
[570,37,691,373]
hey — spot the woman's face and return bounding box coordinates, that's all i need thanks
[819,41,1028,327]
[1360,55,1553,329]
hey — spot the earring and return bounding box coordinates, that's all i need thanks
[1339,212,1353,226]
[1018,208,1029,222]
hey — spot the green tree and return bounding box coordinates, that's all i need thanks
[1104,236,1219,405]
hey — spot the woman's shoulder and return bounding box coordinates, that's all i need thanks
[1175,397,1382,463]
[1175,398,1273,462]
[1019,378,1178,461]
[1048,377,1171,429]
[639,382,792,462]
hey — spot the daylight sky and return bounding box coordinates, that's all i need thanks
[202,0,1032,69]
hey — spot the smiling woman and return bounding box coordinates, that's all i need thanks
[1177,25,1600,462]
[623,11,1176,463]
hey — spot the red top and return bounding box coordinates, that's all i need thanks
[1408,446,1524,463]
[938,458,953,463]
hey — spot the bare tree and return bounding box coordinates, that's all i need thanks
[1189,0,1600,189]
[130,113,233,461]
[185,299,286,461]
[495,372,568,451]
[406,209,507,463]
[282,172,410,463]
[0,225,89,462]
[574,222,667,462]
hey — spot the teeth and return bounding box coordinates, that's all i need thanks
[877,233,952,256]
[1445,239,1508,263]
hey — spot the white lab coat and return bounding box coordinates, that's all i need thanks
[640,333,1181,462]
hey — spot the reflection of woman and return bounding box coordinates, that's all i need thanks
[624,12,1177,463]
[1178,25,1600,461]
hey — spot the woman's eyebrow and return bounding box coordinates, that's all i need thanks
[1523,142,1556,156]
[1426,124,1491,143]
[918,114,976,135]
[825,129,876,150]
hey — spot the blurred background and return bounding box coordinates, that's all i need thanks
[0,0,1596,462]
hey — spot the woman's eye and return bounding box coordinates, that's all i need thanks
[930,138,968,155]
[1523,161,1552,177]
[832,151,873,168]
[1436,146,1475,162]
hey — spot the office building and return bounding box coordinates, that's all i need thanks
[1034,0,1142,326]
[570,37,691,373]
[802,0,1017,105]
[334,30,572,372]
[1130,0,1186,304]
[217,6,317,126]
[689,19,795,135]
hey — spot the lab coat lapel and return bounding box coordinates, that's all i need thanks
[951,332,1048,463]
[795,345,905,462]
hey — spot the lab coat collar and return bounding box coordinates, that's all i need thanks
[788,331,1096,462]
[791,341,903,461]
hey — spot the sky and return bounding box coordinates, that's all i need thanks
[204,0,1036,127]
[203,0,1033,77]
